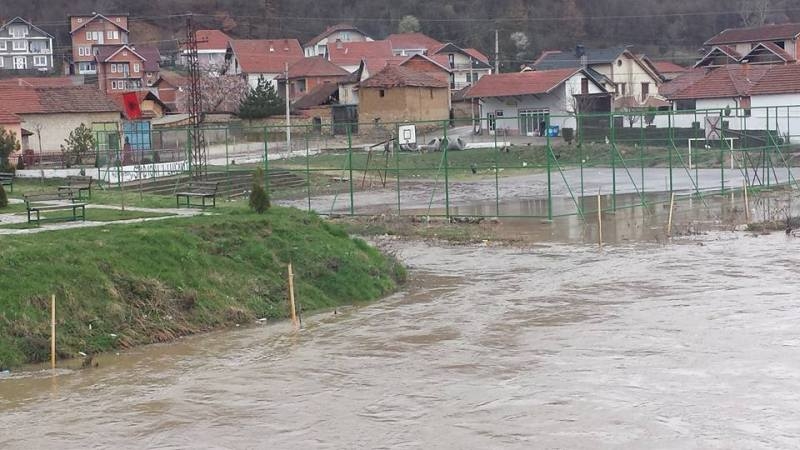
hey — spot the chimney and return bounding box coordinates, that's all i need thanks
[576,44,587,67]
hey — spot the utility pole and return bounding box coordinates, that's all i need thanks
[469,56,476,129]
[494,29,500,74]
[285,62,291,157]
[183,14,206,178]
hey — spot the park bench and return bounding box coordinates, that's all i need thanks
[58,175,94,200]
[24,192,86,226]
[0,172,13,193]
[175,181,219,208]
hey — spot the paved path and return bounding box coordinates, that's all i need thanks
[0,204,205,236]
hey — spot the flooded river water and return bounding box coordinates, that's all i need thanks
[3,228,800,448]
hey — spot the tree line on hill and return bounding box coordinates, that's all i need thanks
[1,0,798,71]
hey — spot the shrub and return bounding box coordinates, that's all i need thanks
[0,184,7,209]
[248,167,271,213]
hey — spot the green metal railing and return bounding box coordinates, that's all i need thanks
[74,105,800,220]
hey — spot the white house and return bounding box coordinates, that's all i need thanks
[532,46,663,106]
[429,43,493,91]
[224,39,303,88]
[465,68,610,135]
[303,24,372,58]
[0,17,55,72]
[661,64,800,139]
[181,29,231,73]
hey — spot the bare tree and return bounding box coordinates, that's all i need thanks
[737,0,772,26]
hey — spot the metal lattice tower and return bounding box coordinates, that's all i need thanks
[184,15,207,178]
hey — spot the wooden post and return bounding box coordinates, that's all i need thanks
[288,263,298,329]
[50,294,56,370]
[667,192,676,237]
[743,180,750,223]
[597,192,603,248]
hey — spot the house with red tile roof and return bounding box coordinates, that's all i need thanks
[662,64,800,132]
[304,24,373,58]
[181,29,232,72]
[225,39,304,88]
[275,56,350,100]
[705,23,800,60]
[153,69,189,113]
[326,39,395,75]
[68,13,129,75]
[0,77,77,88]
[429,42,492,91]
[387,32,443,56]
[464,68,610,135]
[358,64,450,126]
[95,44,160,93]
[0,85,122,152]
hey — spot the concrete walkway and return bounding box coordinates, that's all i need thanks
[0,204,206,235]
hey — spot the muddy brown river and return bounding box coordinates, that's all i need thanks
[2,228,800,448]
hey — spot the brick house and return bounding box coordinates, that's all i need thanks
[96,44,160,93]
[224,39,304,88]
[180,29,231,72]
[0,17,55,72]
[275,56,350,100]
[358,65,450,126]
[69,13,129,74]
[153,70,189,113]
[303,23,373,57]
[429,43,493,91]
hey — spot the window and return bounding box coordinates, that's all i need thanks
[581,77,589,94]
[86,31,92,40]
[78,47,86,56]
[107,30,113,39]
[430,88,434,99]
[12,40,26,51]
[0,57,3,67]
[341,31,350,41]
[113,31,119,40]
[774,41,786,49]
[10,26,28,38]
[0,41,6,51]
[617,59,622,67]
[641,82,650,101]
[448,53,455,68]
[675,99,696,111]
[133,63,140,73]
[110,63,116,73]
[379,89,385,97]
[77,18,83,23]
[33,55,47,66]
[618,83,627,95]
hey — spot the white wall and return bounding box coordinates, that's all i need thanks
[246,72,280,89]
[20,112,121,152]
[479,74,605,134]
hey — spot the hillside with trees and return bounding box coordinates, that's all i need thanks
[1,0,798,71]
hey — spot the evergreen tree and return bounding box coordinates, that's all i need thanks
[249,167,271,213]
[64,123,96,166]
[238,76,284,119]
[0,128,20,171]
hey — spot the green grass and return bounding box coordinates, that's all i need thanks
[0,208,174,229]
[8,179,180,209]
[0,207,406,369]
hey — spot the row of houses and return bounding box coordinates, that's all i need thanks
[4,18,800,163]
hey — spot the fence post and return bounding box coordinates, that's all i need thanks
[263,126,270,196]
[305,125,311,212]
[668,110,674,192]
[720,113,725,194]
[494,120,500,217]
[185,127,192,176]
[546,115,553,221]
[347,123,354,216]
[395,123,401,216]
[610,113,617,212]
[640,111,645,195]
[443,121,450,219]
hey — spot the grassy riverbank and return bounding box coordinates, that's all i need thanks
[0,207,406,369]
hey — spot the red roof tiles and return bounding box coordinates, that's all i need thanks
[386,32,442,52]
[464,48,490,64]
[464,68,581,98]
[0,85,121,114]
[229,39,304,73]
[705,23,800,45]
[360,65,448,89]
[327,40,394,69]
[650,61,687,74]
[196,30,231,51]
[304,23,368,47]
[0,109,21,124]
[0,77,76,88]
[278,56,350,80]
[660,65,800,100]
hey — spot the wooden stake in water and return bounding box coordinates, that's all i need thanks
[597,192,603,248]
[743,180,750,223]
[667,192,676,236]
[50,294,56,370]
[288,263,298,329]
